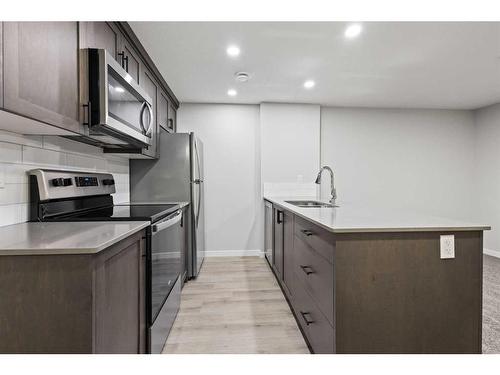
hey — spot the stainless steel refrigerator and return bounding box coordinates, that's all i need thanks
[130,130,205,279]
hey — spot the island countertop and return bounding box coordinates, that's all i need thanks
[264,196,491,233]
[0,221,150,256]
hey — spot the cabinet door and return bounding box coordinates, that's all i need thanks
[118,38,142,85]
[79,21,121,60]
[283,210,294,295]
[140,68,158,158]
[273,208,284,280]
[158,90,170,131]
[94,232,146,354]
[3,22,80,133]
[168,102,177,133]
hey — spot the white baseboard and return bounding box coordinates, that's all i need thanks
[205,249,264,258]
[484,248,500,259]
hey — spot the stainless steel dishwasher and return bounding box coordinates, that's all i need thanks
[264,201,274,266]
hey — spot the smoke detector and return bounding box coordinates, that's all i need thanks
[235,72,250,82]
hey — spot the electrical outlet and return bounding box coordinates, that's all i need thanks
[440,235,455,259]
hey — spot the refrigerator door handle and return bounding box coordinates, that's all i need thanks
[193,138,203,226]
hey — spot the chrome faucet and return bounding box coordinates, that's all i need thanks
[315,166,337,205]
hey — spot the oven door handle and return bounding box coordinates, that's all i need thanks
[152,210,182,234]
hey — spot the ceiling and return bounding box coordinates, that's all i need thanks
[130,22,500,110]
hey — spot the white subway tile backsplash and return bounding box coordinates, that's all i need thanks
[113,192,129,204]
[0,132,130,227]
[67,153,101,171]
[0,130,43,148]
[0,142,23,164]
[42,136,102,156]
[2,163,32,184]
[0,184,29,205]
[106,158,129,174]
[0,204,26,227]
[23,145,68,166]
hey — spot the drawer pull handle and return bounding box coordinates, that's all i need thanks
[301,229,314,237]
[300,265,315,275]
[300,311,315,326]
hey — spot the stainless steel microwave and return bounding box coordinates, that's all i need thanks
[80,48,153,147]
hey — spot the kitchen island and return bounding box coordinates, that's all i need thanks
[0,221,149,353]
[264,197,490,354]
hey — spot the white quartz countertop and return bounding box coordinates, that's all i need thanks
[0,221,150,255]
[264,196,491,233]
[121,201,190,208]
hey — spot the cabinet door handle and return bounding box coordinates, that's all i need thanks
[82,101,92,126]
[118,51,129,72]
[301,229,314,237]
[300,265,315,275]
[276,210,283,224]
[300,311,314,326]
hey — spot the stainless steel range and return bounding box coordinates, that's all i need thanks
[29,168,182,354]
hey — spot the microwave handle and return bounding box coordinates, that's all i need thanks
[144,102,154,136]
[139,102,147,133]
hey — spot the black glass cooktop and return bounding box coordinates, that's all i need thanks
[56,203,178,223]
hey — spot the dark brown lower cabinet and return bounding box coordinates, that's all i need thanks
[291,271,335,353]
[0,230,146,354]
[282,210,294,297]
[267,202,484,354]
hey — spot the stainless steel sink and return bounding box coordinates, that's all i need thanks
[285,200,338,208]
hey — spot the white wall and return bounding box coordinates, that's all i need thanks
[320,107,476,221]
[474,103,500,254]
[177,103,262,256]
[260,103,320,196]
[0,131,130,227]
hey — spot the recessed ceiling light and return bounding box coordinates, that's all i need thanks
[344,24,362,39]
[227,89,237,97]
[226,45,240,57]
[303,80,315,89]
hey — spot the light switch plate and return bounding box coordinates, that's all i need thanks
[440,235,455,259]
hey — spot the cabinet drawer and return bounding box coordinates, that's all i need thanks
[294,235,334,325]
[291,272,334,354]
[294,216,334,263]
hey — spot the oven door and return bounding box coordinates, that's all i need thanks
[150,210,182,324]
[83,48,153,147]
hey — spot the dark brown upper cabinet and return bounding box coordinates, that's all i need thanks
[118,38,142,85]
[158,90,170,132]
[79,21,121,60]
[168,101,177,133]
[140,68,159,159]
[2,22,81,134]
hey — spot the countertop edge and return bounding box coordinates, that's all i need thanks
[264,197,491,233]
[0,221,150,256]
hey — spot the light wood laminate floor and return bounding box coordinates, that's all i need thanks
[163,256,309,354]
[483,255,500,354]
[164,255,500,354]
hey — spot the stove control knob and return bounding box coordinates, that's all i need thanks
[102,179,115,186]
[51,178,64,187]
